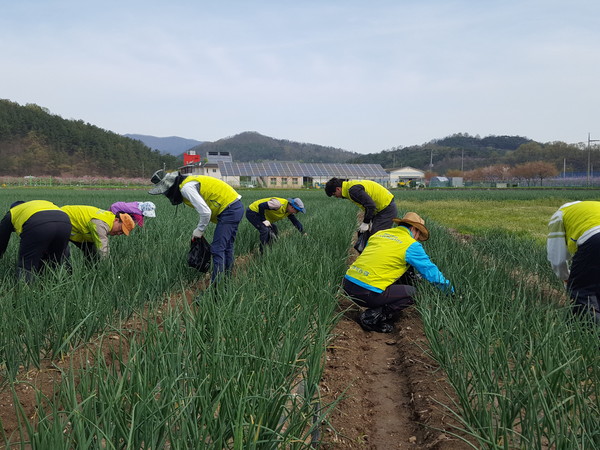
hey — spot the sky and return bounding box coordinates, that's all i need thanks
[2,0,600,154]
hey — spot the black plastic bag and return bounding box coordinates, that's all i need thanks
[353,231,369,253]
[358,307,394,333]
[188,236,212,272]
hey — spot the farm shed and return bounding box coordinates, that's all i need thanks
[218,161,390,188]
[387,166,425,187]
[429,176,450,187]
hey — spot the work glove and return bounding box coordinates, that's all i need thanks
[192,229,204,240]
[358,222,371,233]
[262,220,271,227]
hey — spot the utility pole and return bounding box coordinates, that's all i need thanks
[587,133,600,186]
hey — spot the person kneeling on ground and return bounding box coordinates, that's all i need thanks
[245,197,306,253]
[342,212,454,333]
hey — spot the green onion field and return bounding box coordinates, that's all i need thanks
[0,187,599,448]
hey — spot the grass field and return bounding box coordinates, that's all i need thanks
[0,186,599,448]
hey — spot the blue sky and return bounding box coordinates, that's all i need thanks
[2,0,599,153]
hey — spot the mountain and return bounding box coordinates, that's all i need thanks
[124,134,203,156]
[347,133,595,174]
[0,100,181,178]
[348,134,536,172]
[188,131,359,163]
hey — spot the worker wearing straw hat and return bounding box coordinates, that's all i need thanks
[342,212,453,333]
[245,197,306,253]
[0,200,72,282]
[61,205,135,260]
[547,201,600,324]
[324,178,397,249]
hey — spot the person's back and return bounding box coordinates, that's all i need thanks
[547,200,600,323]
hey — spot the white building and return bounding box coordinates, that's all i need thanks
[387,166,425,187]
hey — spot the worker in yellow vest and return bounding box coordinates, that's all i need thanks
[246,197,305,253]
[0,200,72,281]
[149,170,244,283]
[342,212,453,333]
[61,205,135,260]
[547,201,600,323]
[324,178,397,244]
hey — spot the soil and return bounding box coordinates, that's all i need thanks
[318,298,473,449]
[0,251,475,449]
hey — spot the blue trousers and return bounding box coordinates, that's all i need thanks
[211,199,244,282]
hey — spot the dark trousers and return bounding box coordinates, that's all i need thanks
[568,233,600,323]
[211,199,244,282]
[245,209,278,248]
[367,200,398,240]
[18,211,72,281]
[343,277,416,312]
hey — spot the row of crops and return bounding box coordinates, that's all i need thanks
[1,187,600,448]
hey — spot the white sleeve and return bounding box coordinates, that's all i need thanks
[546,209,570,280]
[180,181,211,232]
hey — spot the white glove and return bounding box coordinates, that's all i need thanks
[262,220,271,227]
[192,229,204,240]
[358,222,371,232]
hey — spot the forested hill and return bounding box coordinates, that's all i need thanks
[189,131,360,163]
[347,133,594,174]
[0,100,180,178]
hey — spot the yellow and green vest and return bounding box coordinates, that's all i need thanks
[10,200,61,234]
[248,197,290,223]
[560,201,600,254]
[341,180,393,212]
[180,176,240,223]
[61,205,115,249]
[346,226,415,291]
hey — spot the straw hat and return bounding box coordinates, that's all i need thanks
[393,212,429,241]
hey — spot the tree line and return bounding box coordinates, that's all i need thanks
[0,100,180,178]
[349,133,600,177]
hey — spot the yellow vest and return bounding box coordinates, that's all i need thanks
[10,200,61,235]
[248,197,290,222]
[341,180,393,212]
[346,226,414,291]
[61,205,115,248]
[180,176,240,223]
[561,201,600,254]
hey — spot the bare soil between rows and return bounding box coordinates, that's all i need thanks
[0,249,475,449]
[319,298,472,449]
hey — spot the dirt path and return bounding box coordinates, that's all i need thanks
[1,233,475,448]
[319,299,473,449]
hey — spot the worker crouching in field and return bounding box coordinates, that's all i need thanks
[61,205,135,260]
[342,212,454,333]
[0,200,72,281]
[109,201,156,227]
[547,201,600,324]
[149,170,244,283]
[246,197,306,253]
[324,178,397,249]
